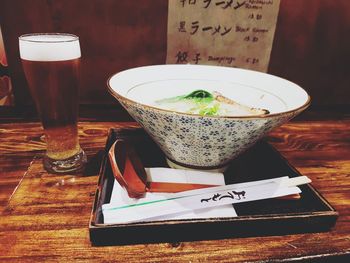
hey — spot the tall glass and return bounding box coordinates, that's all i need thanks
[19,33,86,173]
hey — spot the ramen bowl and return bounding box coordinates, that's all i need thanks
[108,64,310,171]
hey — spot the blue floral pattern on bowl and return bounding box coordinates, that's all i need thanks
[108,65,310,171]
[119,98,301,170]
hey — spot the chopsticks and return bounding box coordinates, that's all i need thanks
[103,176,311,223]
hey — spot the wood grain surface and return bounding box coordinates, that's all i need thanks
[0,119,349,262]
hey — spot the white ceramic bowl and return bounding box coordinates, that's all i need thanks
[108,64,310,171]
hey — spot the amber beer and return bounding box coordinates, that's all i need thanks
[19,33,86,173]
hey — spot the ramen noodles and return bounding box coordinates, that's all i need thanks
[154,90,269,117]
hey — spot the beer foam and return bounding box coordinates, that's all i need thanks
[19,34,81,61]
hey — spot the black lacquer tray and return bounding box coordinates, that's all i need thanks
[89,128,338,246]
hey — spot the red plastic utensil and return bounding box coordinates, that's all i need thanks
[108,139,217,198]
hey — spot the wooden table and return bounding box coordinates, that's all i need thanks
[0,110,349,262]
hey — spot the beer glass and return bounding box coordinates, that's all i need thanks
[19,33,86,173]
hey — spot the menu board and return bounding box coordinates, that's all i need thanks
[166,0,281,72]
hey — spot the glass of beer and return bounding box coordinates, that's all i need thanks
[19,33,86,173]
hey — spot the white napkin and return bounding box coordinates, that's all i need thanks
[103,167,237,224]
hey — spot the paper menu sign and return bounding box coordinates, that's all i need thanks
[166,0,281,72]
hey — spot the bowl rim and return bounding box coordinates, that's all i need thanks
[107,64,311,119]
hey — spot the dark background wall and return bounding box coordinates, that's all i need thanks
[1,0,349,108]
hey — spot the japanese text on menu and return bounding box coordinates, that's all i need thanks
[166,0,281,72]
